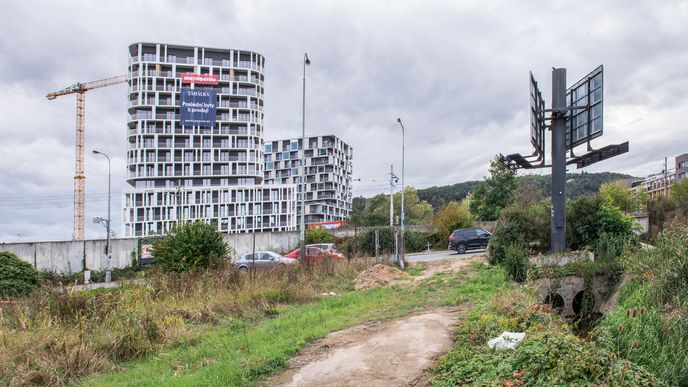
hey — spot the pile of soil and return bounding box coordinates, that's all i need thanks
[354,264,407,290]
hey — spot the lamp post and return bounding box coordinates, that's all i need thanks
[92,150,112,282]
[300,53,311,262]
[396,118,405,268]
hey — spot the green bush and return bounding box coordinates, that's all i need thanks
[488,202,549,264]
[152,222,230,272]
[0,251,40,298]
[305,227,334,244]
[594,232,635,264]
[503,244,528,282]
[568,195,637,250]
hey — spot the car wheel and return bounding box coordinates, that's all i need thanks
[456,243,467,254]
[238,266,248,273]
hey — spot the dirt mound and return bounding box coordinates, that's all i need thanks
[354,264,407,290]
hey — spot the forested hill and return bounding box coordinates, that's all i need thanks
[417,172,636,211]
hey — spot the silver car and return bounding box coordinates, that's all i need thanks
[235,251,297,270]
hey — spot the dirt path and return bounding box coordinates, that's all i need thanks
[266,305,472,386]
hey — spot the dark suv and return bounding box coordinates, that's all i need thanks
[448,227,492,254]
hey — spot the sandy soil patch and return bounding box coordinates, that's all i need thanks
[354,264,408,290]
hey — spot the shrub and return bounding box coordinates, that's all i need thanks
[0,251,40,298]
[594,232,635,264]
[567,195,637,250]
[152,222,230,272]
[305,227,333,244]
[488,202,549,264]
[503,244,528,282]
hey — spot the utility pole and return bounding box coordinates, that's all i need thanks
[389,164,398,227]
[550,68,567,253]
[396,118,406,268]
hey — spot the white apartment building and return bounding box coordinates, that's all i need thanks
[122,43,296,236]
[263,135,353,224]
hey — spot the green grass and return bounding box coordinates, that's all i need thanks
[82,264,506,386]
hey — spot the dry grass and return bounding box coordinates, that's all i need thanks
[0,260,370,386]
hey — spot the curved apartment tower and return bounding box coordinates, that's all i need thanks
[123,43,296,237]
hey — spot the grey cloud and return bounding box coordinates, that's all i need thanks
[1,0,687,241]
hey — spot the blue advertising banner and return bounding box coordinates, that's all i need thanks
[180,87,217,127]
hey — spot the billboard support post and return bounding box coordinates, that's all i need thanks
[551,68,567,253]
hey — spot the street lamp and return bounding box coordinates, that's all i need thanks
[300,53,311,262]
[92,149,112,282]
[396,118,406,268]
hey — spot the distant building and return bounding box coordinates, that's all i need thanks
[632,153,687,199]
[263,135,353,224]
[122,43,296,237]
[676,153,688,181]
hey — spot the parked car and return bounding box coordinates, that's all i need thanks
[307,243,338,253]
[235,251,297,271]
[448,227,492,254]
[285,246,345,264]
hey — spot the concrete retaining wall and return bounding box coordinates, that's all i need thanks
[0,238,139,274]
[0,224,439,274]
[0,231,303,274]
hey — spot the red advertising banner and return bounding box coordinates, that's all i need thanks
[181,73,219,85]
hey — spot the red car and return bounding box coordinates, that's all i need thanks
[284,246,345,264]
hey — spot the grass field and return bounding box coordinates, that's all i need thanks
[80,264,507,386]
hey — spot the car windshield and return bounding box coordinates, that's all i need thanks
[265,252,281,259]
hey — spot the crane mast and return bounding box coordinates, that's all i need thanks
[47,74,127,240]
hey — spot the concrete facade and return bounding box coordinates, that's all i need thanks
[263,135,353,224]
[676,153,688,181]
[631,152,687,199]
[123,42,296,237]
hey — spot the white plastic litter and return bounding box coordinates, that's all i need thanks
[487,331,526,351]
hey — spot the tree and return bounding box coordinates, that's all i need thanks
[305,227,334,244]
[671,179,688,215]
[152,221,230,272]
[599,181,638,214]
[393,187,434,225]
[349,187,434,227]
[469,155,516,220]
[433,199,473,238]
[567,195,637,250]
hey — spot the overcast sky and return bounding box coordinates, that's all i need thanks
[0,0,686,242]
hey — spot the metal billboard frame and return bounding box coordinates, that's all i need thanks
[566,65,604,150]
[530,72,546,159]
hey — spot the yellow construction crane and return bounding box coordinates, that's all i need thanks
[47,74,127,240]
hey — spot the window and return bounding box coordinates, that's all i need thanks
[290,140,298,151]
[266,161,274,170]
[282,151,289,160]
